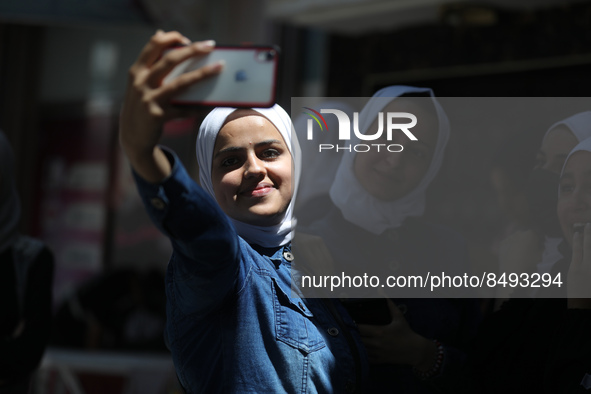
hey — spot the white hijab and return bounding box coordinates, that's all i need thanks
[294,100,355,207]
[329,85,450,235]
[196,104,300,248]
[562,136,591,169]
[544,111,591,141]
[0,131,21,253]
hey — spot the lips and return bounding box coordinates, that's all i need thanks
[240,182,274,197]
[372,168,403,183]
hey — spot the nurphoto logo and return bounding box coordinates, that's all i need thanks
[302,107,418,152]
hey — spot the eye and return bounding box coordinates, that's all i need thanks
[221,156,240,167]
[261,148,281,159]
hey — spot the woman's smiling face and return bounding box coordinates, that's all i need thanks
[211,110,293,227]
[352,98,438,201]
[558,150,591,247]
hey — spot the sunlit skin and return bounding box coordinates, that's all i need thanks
[557,151,591,247]
[211,110,293,227]
[536,126,579,174]
[353,99,438,201]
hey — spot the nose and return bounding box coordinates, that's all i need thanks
[382,151,404,169]
[243,153,265,178]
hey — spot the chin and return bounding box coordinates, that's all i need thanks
[243,211,283,227]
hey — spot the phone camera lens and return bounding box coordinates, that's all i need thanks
[257,50,275,62]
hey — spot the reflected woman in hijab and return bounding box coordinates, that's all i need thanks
[497,111,591,302]
[461,137,591,393]
[300,86,480,393]
[532,111,591,270]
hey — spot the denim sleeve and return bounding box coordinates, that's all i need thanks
[131,147,241,314]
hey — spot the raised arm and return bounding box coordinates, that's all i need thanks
[119,30,223,183]
[119,33,240,317]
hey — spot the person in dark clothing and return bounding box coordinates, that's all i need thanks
[298,86,481,393]
[0,131,54,394]
[52,268,167,352]
[443,137,591,394]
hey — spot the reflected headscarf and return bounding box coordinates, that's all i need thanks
[196,104,300,248]
[536,112,591,274]
[0,131,21,253]
[294,100,355,206]
[329,85,450,234]
[544,111,591,142]
[560,136,591,179]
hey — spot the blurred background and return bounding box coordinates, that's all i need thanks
[2,0,591,392]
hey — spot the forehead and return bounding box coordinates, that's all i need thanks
[215,111,285,148]
[381,98,439,146]
[541,126,578,154]
[562,150,591,176]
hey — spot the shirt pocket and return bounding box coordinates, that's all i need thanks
[272,278,326,354]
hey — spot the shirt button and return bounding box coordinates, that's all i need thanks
[345,380,356,393]
[150,197,166,210]
[327,327,339,336]
[283,251,294,262]
[298,301,306,311]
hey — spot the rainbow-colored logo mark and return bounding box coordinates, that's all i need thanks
[302,107,329,132]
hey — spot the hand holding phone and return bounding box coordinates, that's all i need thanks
[120,32,223,184]
[163,45,280,108]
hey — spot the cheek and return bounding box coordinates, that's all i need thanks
[353,153,382,181]
[283,180,293,202]
[212,172,238,201]
[556,198,572,240]
[270,159,294,203]
[557,198,567,221]
[278,164,294,193]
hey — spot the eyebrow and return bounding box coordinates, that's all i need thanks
[214,139,283,159]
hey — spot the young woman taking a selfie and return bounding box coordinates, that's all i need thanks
[119,30,369,393]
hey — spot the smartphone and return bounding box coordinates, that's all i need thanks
[340,298,391,325]
[162,45,279,108]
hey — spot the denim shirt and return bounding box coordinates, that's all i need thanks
[133,149,368,393]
